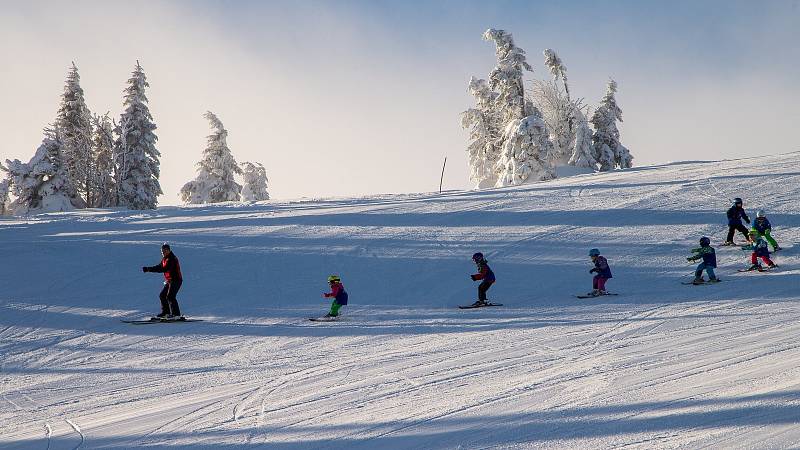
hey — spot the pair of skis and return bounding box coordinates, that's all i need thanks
[121,316,203,325]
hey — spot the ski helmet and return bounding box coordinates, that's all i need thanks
[757,210,765,218]
[699,236,710,247]
[733,197,743,205]
[327,275,341,283]
[471,252,484,262]
[588,248,600,257]
[161,242,171,250]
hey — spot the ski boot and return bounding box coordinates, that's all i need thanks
[748,264,763,272]
[708,277,720,283]
[721,241,735,246]
[768,263,778,270]
[471,299,488,307]
[691,276,705,285]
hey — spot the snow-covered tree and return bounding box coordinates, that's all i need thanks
[543,49,570,101]
[568,109,597,168]
[55,63,94,206]
[495,112,555,186]
[0,164,10,216]
[532,79,574,166]
[482,29,555,186]
[591,79,633,170]
[461,77,502,188]
[91,113,116,207]
[240,161,269,201]
[180,111,242,204]
[114,61,162,209]
[4,129,84,215]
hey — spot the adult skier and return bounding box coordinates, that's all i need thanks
[587,248,613,296]
[686,236,718,284]
[724,197,750,245]
[142,243,183,319]
[321,275,348,318]
[469,252,496,306]
[751,210,781,251]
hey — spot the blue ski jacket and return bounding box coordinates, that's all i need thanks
[753,217,772,234]
[727,205,750,226]
[743,237,770,257]
[689,246,717,268]
[591,256,612,278]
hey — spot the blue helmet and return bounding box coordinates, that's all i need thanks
[588,248,600,257]
[699,236,710,247]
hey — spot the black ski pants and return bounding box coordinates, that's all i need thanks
[478,280,494,301]
[159,279,182,316]
[726,223,749,243]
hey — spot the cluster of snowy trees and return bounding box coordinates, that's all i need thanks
[1,62,161,214]
[462,29,633,188]
[180,112,269,204]
[1,62,271,216]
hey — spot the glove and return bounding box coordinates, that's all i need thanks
[142,267,148,273]
[470,275,478,281]
[589,268,595,274]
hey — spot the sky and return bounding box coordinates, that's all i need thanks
[1,0,798,203]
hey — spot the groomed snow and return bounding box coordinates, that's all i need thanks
[3,153,800,449]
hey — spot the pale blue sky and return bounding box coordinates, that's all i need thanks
[1,1,798,201]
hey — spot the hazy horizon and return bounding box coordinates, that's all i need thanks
[2,0,798,204]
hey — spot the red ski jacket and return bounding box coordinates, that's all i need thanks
[147,253,183,282]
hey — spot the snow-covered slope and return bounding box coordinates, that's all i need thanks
[3,153,800,448]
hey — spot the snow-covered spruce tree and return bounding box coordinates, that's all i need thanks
[180,112,242,204]
[4,129,83,214]
[114,61,162,209]
[591,79,633,170]
[568,109,598,168]
[482,29,555,186]
[543,49,570,101]
[461,77,502,188]
[239,161,269,201]
[91,113,116,207]
[0,164,10,215]
[55,62,94,206]
[494,111,556,186]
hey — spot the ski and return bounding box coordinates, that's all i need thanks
[121,317,203,324]
[681,280,722,285]
[737,267,778,273]
[309,316,338,322]
[458,302,503,309]
[575,293,619,299]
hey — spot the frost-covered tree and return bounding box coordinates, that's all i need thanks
[568,109,597,168]
[55,63,94,206]
[482,29,555,186]
[461,77,502,188]
[532,79,575,166]
[543,49,570,101]
[91,113,116,207]
[0,165,10,216]
[483,29,533,123]
[180,111,242,204]
[240,161,269,201]
[114,61,162,209]
[591,79,633,170]
[495,112,555,186]
[4,129,84,215]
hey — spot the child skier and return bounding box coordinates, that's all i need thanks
[142,243,183,319]
[469,252,495,306]
[321,275,348,318]
[743,230,777,271]
[752,210,781,251]
[724,197,750,245]
[587,248,612,296]
[686,237,718,284]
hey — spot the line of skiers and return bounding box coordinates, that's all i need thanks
[138,198,781,318]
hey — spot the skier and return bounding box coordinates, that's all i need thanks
[321,275,348,318]
[142,243,183,319]
[742,230,777,271]
[587,248,612,296]
[751,210,781,251]
[724,197,750,245]
[686,236,718,284]
[469,252,495,306]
